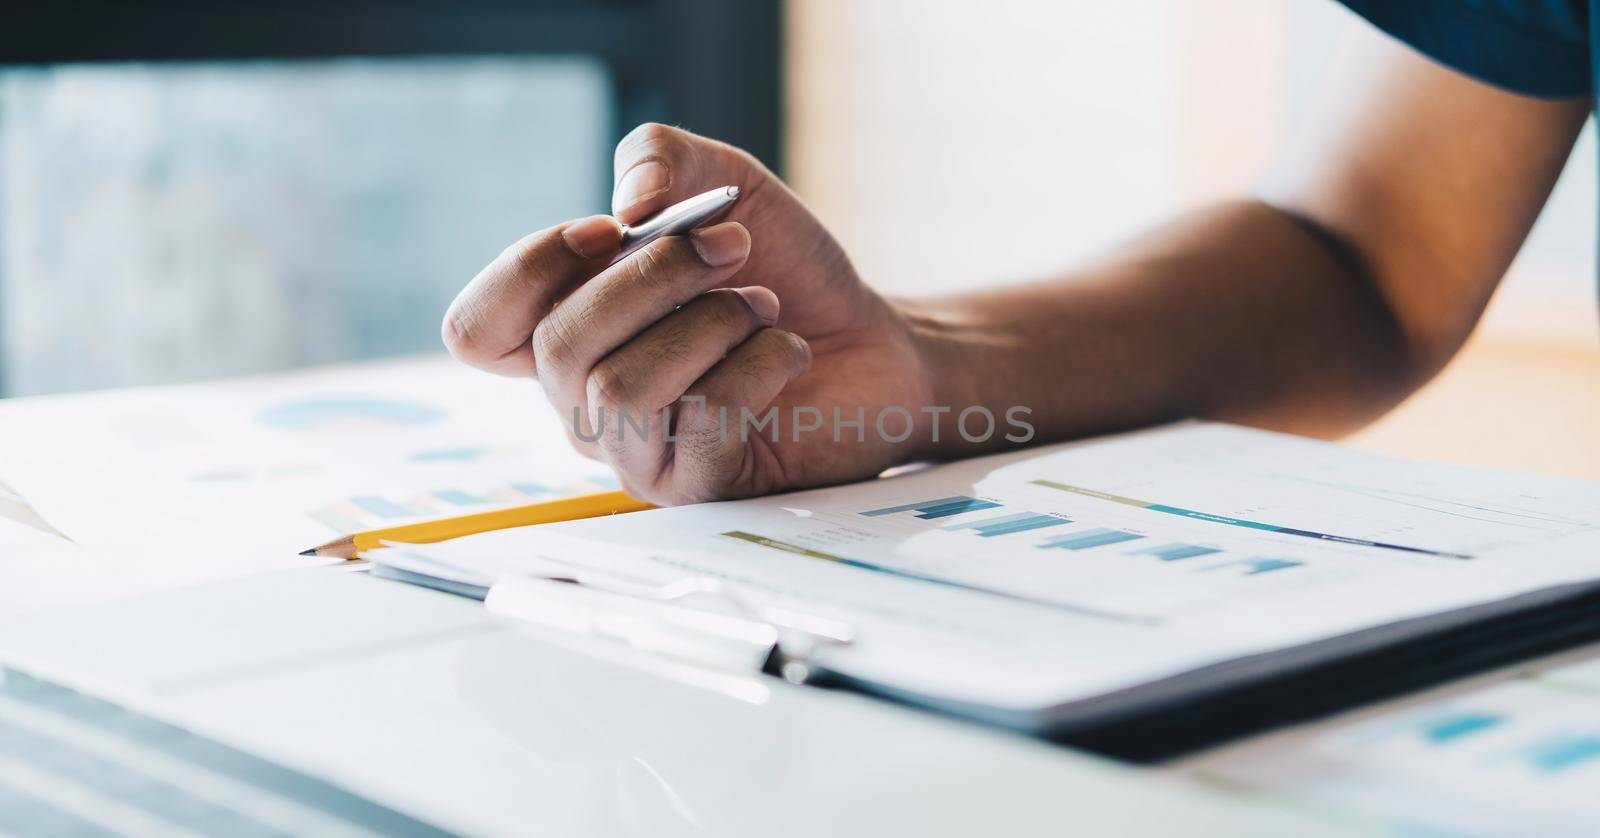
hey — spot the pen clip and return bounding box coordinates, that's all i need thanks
[368,546,855,678]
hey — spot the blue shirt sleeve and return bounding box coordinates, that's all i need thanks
[1337,0,1591,98]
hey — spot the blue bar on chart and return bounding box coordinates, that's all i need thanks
[351,495,415,519]
[1039,528,1144,551]
[1418,712,1503,744]
[1134,543,1223,562]
[941,511,1070,537]
[1523,735,1600,773]
[1205,557,1303,576]
[434,489,487,506]
[861,495,1003,520]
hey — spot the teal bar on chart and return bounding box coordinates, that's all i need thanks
[862,496,1003,520]
[1135,543,1222,562]
[351,496,413,519]
[1206,557,1303,576]
[1420,712,1503,744]
[942,511,1069,537]
[1040,528,1144,551]
[434,489,486,506]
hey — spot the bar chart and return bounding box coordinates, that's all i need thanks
[826,478,1362,620]
[306,478,615,533]
[1030,478,1476,560]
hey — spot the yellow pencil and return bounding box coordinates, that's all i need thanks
[299,489,655,560]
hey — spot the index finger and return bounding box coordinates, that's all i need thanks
[441,215,622,377]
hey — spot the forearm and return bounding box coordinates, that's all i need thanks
[902,199,1420,456]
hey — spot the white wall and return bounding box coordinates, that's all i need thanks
[787,0,1596,348]
[788,0,1187,294]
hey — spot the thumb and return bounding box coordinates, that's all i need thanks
[612,123,769,225]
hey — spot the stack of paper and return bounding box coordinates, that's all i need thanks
[382,423,1600,759]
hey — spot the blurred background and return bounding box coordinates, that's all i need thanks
[1,0,1594,477]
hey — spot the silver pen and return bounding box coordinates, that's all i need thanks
[613,185,741,263]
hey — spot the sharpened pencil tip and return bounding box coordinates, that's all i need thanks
[299,548,317,556]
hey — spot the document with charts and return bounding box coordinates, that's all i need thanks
[1187,651,1600,836]
[395,423,1600,755]
[0,356,615,569]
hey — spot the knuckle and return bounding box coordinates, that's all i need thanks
[440,301,494,364]
[663,440,738,503]
[530,316,579,374]
[606,239,700,298]
[585,363,640,411]
[439,301,540,378]
[440,307,477,359]
[602,242,671,299]
[561,427,606,462]
[629,240,675,281]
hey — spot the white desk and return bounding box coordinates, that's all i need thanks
[0,569,1344,837]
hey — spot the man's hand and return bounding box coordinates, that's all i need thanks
[443,26,1596,506]
[443,124,935,504]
